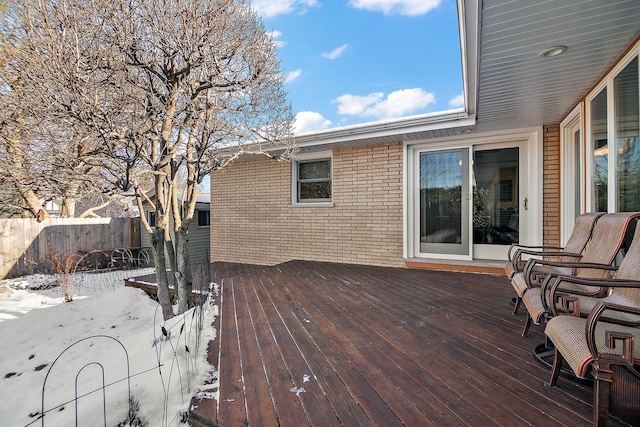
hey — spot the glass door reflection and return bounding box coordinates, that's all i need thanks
[472,148,519,245]
[419,148,470,256]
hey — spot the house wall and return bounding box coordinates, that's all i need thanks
[210,143,404,267]
[140,210,211,265]
[542,124,561,246]
[211,126,560,268]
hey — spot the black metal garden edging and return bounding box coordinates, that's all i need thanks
[39,335,131,427]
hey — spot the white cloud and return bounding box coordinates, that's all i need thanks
[285,69,302,83]
[322,44,349,60]
[268,30,286,48]
[293,111,333,134]
[448,92,465,108]
[332,88,436,120]
[252,0,318,18]
[333,92,384,116]
[349,0,441,16]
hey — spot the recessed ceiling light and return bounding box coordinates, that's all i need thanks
[538,45,567,58]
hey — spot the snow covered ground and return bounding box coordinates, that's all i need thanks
[0,269,218,427]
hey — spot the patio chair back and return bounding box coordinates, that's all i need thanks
[505,212,602,280]
[563,212,606,256]
[614,222,640,279]
[587,221,640,311]
[572,212,640,279]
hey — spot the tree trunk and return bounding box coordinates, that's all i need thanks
[150,227,174,320]
[18,187,46,220]
[60,198,76,217]
[174,225,192,313]
[165,225,177,276]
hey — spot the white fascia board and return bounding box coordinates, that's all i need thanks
[457,0,480,118]
[294,110,475,149]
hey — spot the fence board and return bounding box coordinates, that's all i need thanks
[0,217,140,279]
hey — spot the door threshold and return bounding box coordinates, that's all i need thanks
[405,258,506,275]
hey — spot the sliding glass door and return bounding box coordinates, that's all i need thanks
[411,140,529,261]
[472,146,522,259]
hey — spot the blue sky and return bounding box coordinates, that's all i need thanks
[251,0,463,134]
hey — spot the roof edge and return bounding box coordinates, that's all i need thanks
[294,109,472,147]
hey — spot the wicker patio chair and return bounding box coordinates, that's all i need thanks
[543,222,640,425]
[519,212,640,336]
[508,212,603,315]
[506,212,603,279]
[545,302,640,426]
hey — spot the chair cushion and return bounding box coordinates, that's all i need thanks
[510,266,574,298]
[522,287,546,323]
[505,262,516,279]
[545,315,640,378]
[511,272,528,297]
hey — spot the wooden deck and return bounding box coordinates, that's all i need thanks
[187,260,636,427]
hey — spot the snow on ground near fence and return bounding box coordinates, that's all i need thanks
[0,268,218,426]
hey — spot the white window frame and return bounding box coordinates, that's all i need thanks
[560,103,584,244]
[584,40,639,213]
[290,152,334,207]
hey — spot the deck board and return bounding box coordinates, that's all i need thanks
[186,260,636,427]
[257,273,372,427]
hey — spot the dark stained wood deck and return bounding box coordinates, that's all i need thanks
[188,261,636,427]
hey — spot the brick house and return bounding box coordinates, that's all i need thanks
[210,1,640,272]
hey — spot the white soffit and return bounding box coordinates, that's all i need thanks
[474,0,640,133]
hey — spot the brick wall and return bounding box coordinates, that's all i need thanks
[542,124,561,245]
[210,143,404,267]
[211,130,562,266]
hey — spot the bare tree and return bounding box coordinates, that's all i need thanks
[0,34,48,218]
[4,0,295,318]
[0,6,113,219]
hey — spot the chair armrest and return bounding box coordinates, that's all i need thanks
[527,258,616,271]
[548,276,640,316]
[586,302,640,365]
[507,244,563,262]
[509,248,575,276]
[513,248,577,261]
[522,256,588,287]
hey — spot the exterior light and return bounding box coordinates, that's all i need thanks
[538,45,567,58]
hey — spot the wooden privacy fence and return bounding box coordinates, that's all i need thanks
[0,217,141,280]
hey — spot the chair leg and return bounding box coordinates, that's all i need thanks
[513,296,521,315]
[548,347,563,387]
[522,314,532,337]
[593,362,614,427]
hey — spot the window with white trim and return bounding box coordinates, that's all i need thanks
[293,157,332,203]
[586,42,639,213]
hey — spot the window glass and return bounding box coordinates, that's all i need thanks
[147,211,156,227]
[472,148,519,245]
[615,57,639,212]
[420,151,463,245]
[591,88,608,212]
[299,160,330,180]
[297,159,331,202]
[198,210,210,227]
